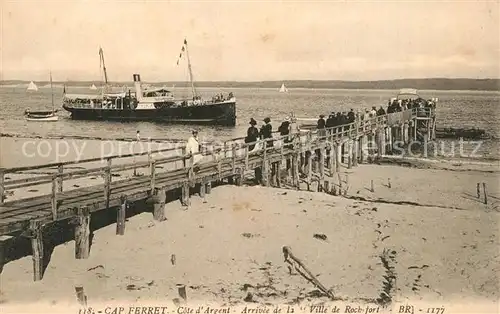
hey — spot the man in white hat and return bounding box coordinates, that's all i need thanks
[186,129,202,165]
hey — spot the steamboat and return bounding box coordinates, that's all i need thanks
[62,41,236,126]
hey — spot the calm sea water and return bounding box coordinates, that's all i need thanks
[0,86,499,160]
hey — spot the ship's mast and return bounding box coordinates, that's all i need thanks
[99,47,108,84]
[50,71,54,112]
[183,39,197,98]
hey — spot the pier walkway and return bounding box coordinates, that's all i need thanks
[0,108,435,281]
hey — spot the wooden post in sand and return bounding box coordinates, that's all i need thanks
[153,187,167,221]
[404,122,409,144]
[75,206,91,259]
[336,143,342,168]
[227,145,234,185]
[347,140,353,169]
[476,183,480,198]
[413,119,418,141]
[292,153,299,189]
[177,284,187,302]
[30,220,44,281]
[57,165,63,193]
[0,235,12,276]
[262,146,269,187]
[306,150,312,191]
[181,182,190,207]
[270,162,277,187]
[75,286,88,307]
[483,182,488,205]
[275,163,282,188]
[328,139,335,175]
[375,131,383,160]
[387,127,393,153]
[360,136,367,163]
[319,146,325,181]
[116,195,127,235]
[235,168,244,187]
[380,128,387,156]
[370,179,375,193]
[353,138,359,167]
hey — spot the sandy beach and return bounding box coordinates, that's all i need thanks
[1,159,498,313]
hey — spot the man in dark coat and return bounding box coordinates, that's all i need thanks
[260,117,273,148]
[245,118,259,151]
[377,106,386,116]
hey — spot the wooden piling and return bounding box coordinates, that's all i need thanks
[360,136,367,163]
[75,286,88,307]
[292,153,299,189]
[414,120,417,141]
[0,235,12,275]
[306,151,312,190]
[380,129,387,156]
[262,147,269,187]
[483,182,488,205]
[275,163,282,188]
[387,127,393,153]
[352,139,359,167]
[57,165,63,193]
[150,160,156,191]
[75,206,91,259]
[336,143,342,168]
[323,180,330,193]
[181,182,190,207]
[347,141,353,169]
[177,284,187,302]
[270,162,277,187]
[116,195,127,235]
[104,158,112,209]
[30,220,44,281]
[51,175,58,220]
[319,146,325,180]
[235,168,244,186]
[328,141,335,175]
[153,187,167,221]
[370,180,375,192]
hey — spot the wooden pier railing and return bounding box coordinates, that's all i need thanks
[0,108,435,281]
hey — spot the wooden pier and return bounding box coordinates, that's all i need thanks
[0,108,435,281]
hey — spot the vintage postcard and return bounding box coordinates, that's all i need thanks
[0,1,498,314]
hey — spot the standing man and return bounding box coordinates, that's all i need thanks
[186,129,204,171]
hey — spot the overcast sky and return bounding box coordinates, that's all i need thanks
[1,0,499,82]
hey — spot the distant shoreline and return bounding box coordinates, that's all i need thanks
[1,78,499,91]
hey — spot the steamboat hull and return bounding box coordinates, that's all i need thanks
[63,101,236,126]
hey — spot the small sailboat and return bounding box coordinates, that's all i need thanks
[25,72,59,122]
[279,83,289,93]
[26,81,38,92]
[90,84,97,90]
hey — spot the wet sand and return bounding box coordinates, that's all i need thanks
[1,160,498,313]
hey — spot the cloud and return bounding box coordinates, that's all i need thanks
[1,1,498,81]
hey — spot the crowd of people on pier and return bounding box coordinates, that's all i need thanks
[240,96,437,184]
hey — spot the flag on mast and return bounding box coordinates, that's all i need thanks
[176,39,188,65]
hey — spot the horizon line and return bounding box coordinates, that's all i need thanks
[2,77,500,83]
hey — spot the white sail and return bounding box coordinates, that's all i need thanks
[279,83,288,93]
[27,81,38,91]
[90,84,97,90]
